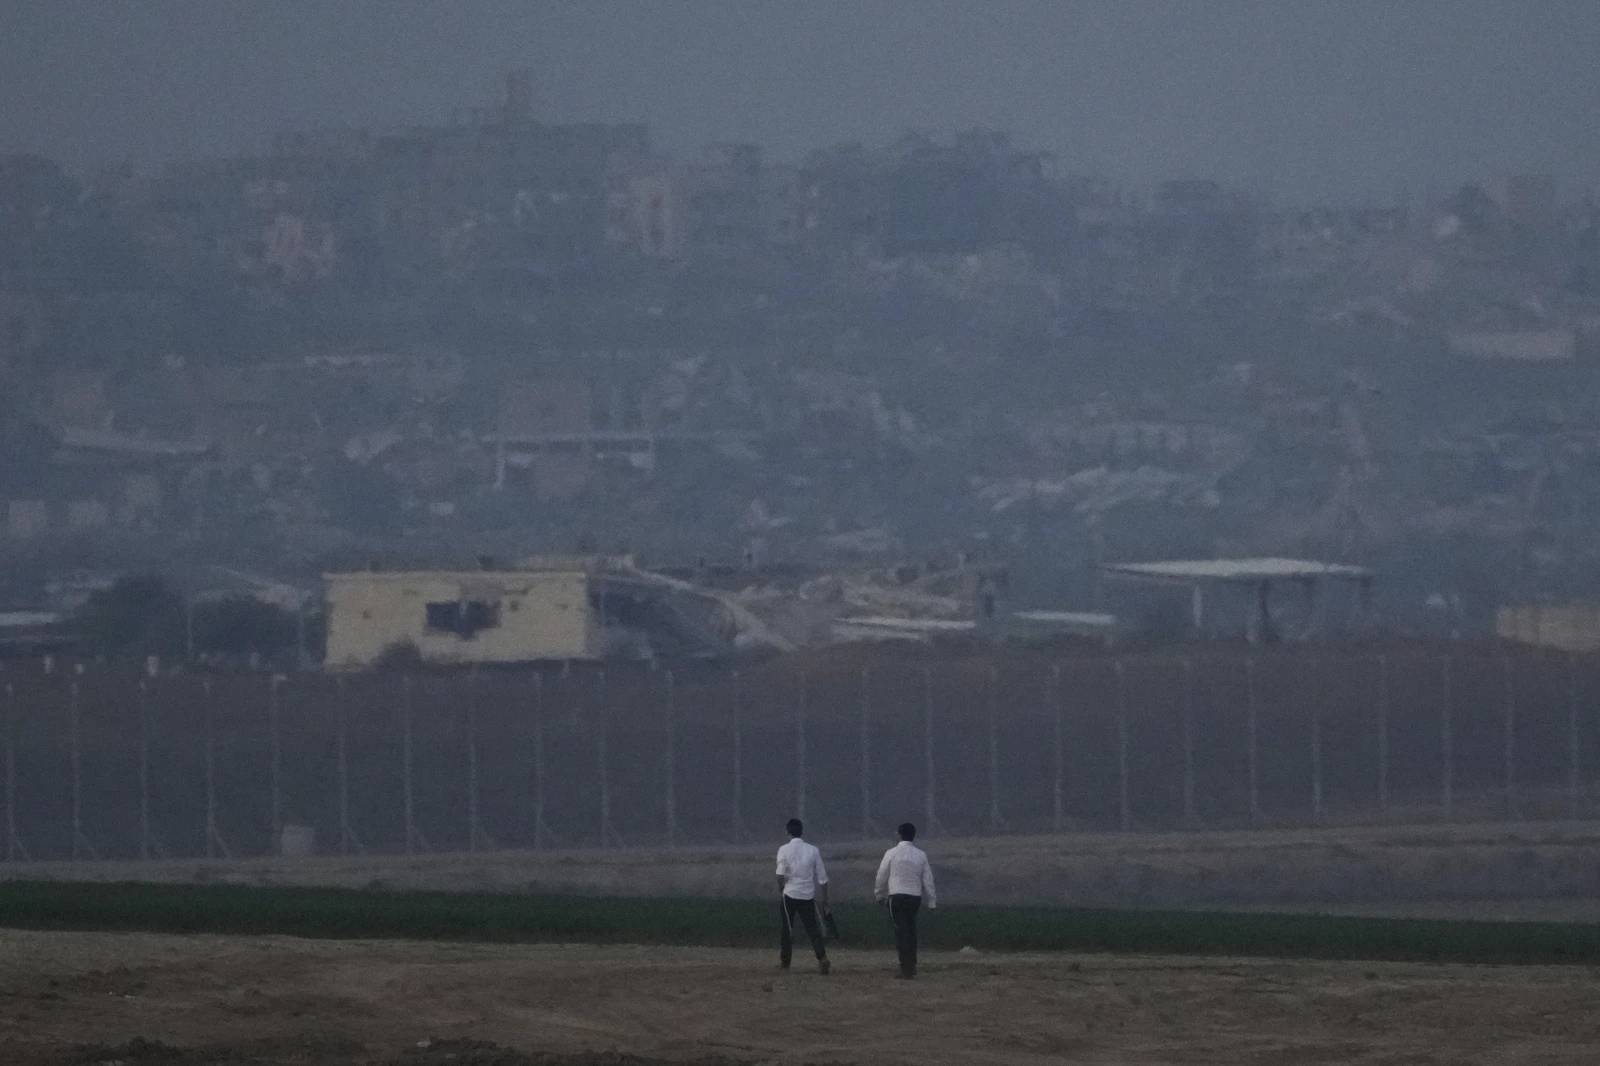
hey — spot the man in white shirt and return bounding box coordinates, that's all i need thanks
[775,817,831,975]
[874,821,936,979]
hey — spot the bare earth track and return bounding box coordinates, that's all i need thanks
[4,929,1600,1065]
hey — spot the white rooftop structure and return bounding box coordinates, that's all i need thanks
[832,610,1120,646]
[1104,558,1373,583]
[1009,610,1118,628]
[833,616,978,642]
[1104,557,1374,643]
[0,611,62,629]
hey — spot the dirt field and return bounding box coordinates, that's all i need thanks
[4,929,1599,1065]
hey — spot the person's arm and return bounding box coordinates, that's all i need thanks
[874,849,892,902]
[922,855,937,910]
[815,853,830,908]
[776,849,789,894]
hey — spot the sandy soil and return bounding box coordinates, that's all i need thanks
[3,929,1599,1065]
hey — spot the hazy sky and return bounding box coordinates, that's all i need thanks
[3,1,1598,201]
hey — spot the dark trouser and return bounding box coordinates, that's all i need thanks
[780,896,827,966]
[889,893,921,976]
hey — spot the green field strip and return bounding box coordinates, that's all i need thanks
[1,881,1598,966]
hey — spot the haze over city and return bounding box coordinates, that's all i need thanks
[6,7,1600,1063]
[6,1,1600,199]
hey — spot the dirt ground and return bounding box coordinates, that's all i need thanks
[4,930,1600,1066]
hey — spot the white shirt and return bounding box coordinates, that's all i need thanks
[776,837,828,900]
[875,841,937,908]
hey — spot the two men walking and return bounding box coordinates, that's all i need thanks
[776,818,936,980]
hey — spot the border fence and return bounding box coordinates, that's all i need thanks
[2,645,1598,862]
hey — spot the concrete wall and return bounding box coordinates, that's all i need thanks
[1498,603,1600,652]
[324,570,597,667]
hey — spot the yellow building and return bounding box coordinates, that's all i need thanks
[324,560,607,668]
[322,556,778,668]
[1497,604,1600,653]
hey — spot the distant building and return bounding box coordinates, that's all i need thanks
[42,370,111,430]
[610,171,684,259]
[0,610,73,658]
[1104,557,1374,643]
[0,291,46,372]
[1497,603,1600,653]
[5,500,47,539]
[323,556,776,668]
[494,379,608,500]
[1447,328,1577,363]
[324,561,604,668]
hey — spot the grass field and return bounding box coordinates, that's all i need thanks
[14,821,1600,913]
[4,879,1600,967]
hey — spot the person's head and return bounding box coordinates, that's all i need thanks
[786,818,804,838]
[897,821,916,842]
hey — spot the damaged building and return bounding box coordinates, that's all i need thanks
[323,555,788,668]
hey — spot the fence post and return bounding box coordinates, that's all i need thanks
[663,670,677,847]
[268,674,283,852]
[859,666,873,840]
[1114,659,1131,832]
[203,678,228,860]
[1440,656,1454,818]
[139,679,152,861]
[1310,659,1324,821]
[203,678,217,859]
[1569,653,1582,819]
[596,670,608,844]
[988,664,1005,831]
[69,675,84,860]
[4,682,25,862]
[1502,655,1518,818]
[730,671,744,841]
[467,671,480,852]
[0,677,7,862]
[596,670,619,846]
[1245,655,1260,825]
[1376,655,1390,815]
[1051,664,1064,833]
[923,665,937,832]
[336,676,354,855]
[795,670,807,822]
[401,675,416,855]
[1181,657,1197,826]
[532,673,547,851]
[475,674,497,852]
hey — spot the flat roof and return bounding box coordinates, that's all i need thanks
[57,427,211,458]
[326,569,581,576]
[838,616,977,633]
[0,611,63,629]
[1010,610,1118,628]
[1104,558,1373,583]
